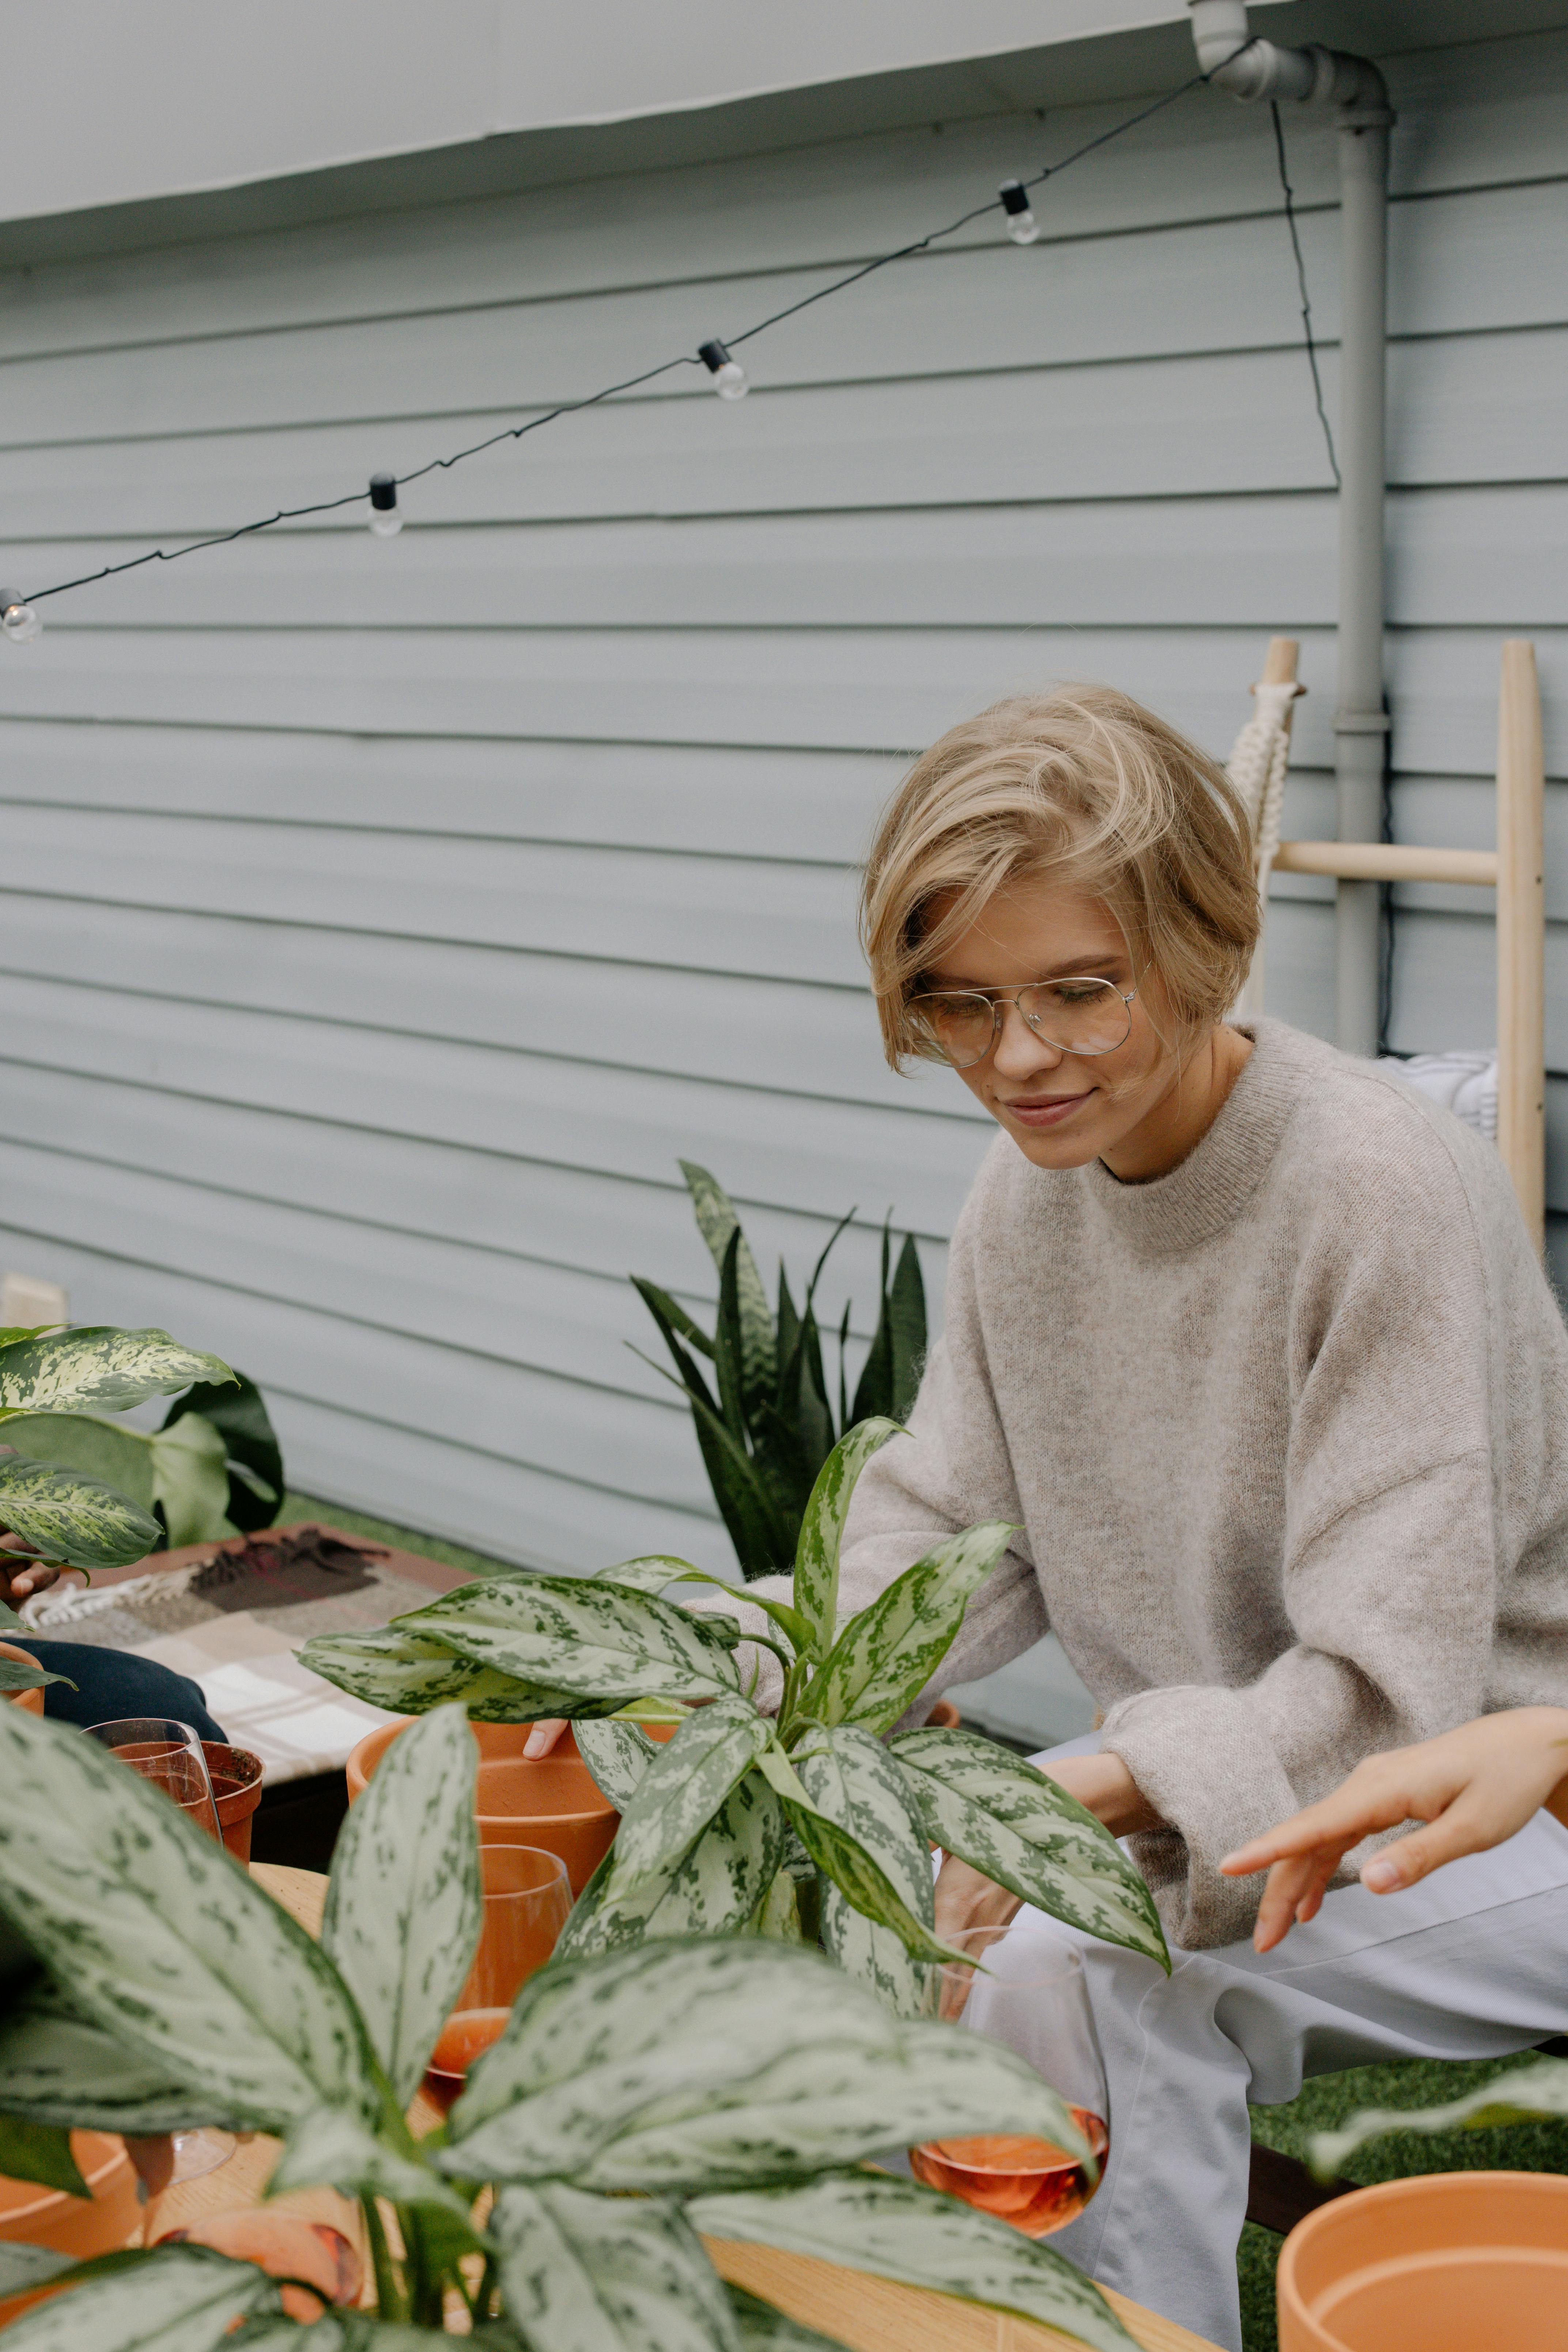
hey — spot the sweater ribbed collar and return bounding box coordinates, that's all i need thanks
[1079,1019,1305,1257]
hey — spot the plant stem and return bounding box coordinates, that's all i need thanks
[361,2192,404,2320]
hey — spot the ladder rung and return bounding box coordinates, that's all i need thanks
[1273,841,1499,887]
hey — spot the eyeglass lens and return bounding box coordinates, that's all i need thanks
[917,978,1131,1068]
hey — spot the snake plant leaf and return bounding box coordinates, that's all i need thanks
[146,1414,235,1548]
[558,1770,786,1961]
[800,1521,1017,1736]
[574,1718,662,1811]
[0,1328,235,1420]
[0,1706,381,2134]
[714,1230,751,1443]
[0,1978,235,2134]
[675,1379,796,1583]
[680,1160,777,1418]
[296,1625,589,1724]
[632,1285,723,1424]
[689,2175,1136,2352]
[390,1574,745,1709]
[0,1657,72,1694]
[791,1420,901,1661]
[0,2243,282,2352]
[792,1724,936,2017]
[268,2104,480,2234]
[753,1746,956,1969]
[0,1457,162,1572]
[607,1699,778,1897]
[492,2181,738,2352]
[887,1232,927,1420]
[320,1706,481,2107]
[1308,2054,1568,2179]
[888,1726,1170,1972]
[0,2116,88,2197]
[629,1276,716,1362]
[722,2283,849,2351]
[161,1371,283,1535]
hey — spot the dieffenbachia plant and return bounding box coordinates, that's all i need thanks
[1307,2054,1568,2182]
[302,1421,1169,2012]
[0,1698,1141,2352]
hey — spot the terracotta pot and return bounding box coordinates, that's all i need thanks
[0,2134,139,2325]
[158,2213,361,2323]
[1277,2169,1568,2352]
[0,1637,45,1716]
[201,1741,264,1864]
[925,1697,961,1729]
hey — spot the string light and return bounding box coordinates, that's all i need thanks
[2,58,1254,633]
[698,339,748,399]
[368,472,403,536]
[998,181,1039,245]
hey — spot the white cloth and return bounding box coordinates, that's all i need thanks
[131,1611,397,1783]
[1380,1050,1499,1144]
[994,1736,1568,2352]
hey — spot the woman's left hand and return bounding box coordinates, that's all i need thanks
[0,1532,62,1608]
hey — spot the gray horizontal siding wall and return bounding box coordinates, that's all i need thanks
[0,22,1564,1580]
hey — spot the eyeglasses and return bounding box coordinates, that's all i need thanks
[910,976,1137,1069]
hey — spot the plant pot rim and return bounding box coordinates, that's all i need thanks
[0,2135,130,2229]
[0,1636,46,1715]
[348,1718,616,1826]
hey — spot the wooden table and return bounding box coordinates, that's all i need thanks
[187,1867,1218,2352]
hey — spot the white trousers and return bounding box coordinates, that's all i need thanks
[997,1737,1568,2352]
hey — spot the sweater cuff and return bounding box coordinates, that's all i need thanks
[1099,1685,1301,1949]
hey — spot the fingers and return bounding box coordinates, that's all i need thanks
[1359,1792,1516,1894]
[5,1560,60,1600]
[522,1718,568,1759]
[1250,1852,1337,1953]
[1221,1770,1419,1879]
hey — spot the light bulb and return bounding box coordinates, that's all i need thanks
[0,591,39,644]
[368,472,403,537]
[999,180,1039,245]
[698,339,748,400]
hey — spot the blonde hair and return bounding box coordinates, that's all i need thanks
[860,683,1260,1068]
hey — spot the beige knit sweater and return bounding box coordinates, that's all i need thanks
[725,1020,1568,1949]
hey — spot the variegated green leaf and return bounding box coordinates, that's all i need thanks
[0,1595,26,1631]
[0,1706,381,2134]
[0,2244,280,2352]
[591,1555,705,1597]
[0,2243,76,2298]
[689,2175,1135,2352]
[0,1980,231,2134]
[0,1329,235,1419]
[681,1160,777,1416]
[792,1421,900,1660]
[749,1868,804,1942]
[297,1626,609,1724]
[232,2322,448,2352]
[888,1727,1170,1972]
[0,2116,87,2197]
[800,1522,1016,1735]
[608,1698,774,1896]
[492,2181,737,2352]
[0,1413,155,1509]
[753,1747,955,1969]
[390,1574,743,1708]
[793,1724,936,2018]
[0,1457,162,1571]
[1309,2054,1568,2179]
[268,2104,480,2232]
[574,1717,661,1811]
[723,2284,849,2351]
[146,1413,235,1548]
[320,1706,481,2106]
[0,1656,71,1694]
[442,1935,1082,2195]
[556,1771,786,1961]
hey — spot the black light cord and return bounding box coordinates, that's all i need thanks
[14,52,1264,614]
[1269,100,1341,488]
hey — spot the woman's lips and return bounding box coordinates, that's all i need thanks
[999,1092,1092,1128]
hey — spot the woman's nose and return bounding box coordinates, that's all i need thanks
[991,998,1065,1077]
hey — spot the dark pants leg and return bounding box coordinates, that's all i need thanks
[15,1639,228,1744]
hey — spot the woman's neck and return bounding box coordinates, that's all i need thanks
[1099,1023,1253,1184]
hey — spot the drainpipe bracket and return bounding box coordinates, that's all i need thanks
[1333,711,1393,735]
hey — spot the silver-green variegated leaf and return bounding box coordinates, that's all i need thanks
[0,1705,381,2135]
[793,1724,936,2018]
[492,2181,737,2352]
[0,2245,281,2352]
[607,1698,775,1896]
[574,1717,662,1811]
[0,1979,235,2134]
[0,2115,87,2197]
[590,1556,704,1597]
[232,2322,450,2352]
[888,1726,1170,1973]
[296,1626,600,1724]
[0,1328,235,1419]
[723,2284,849,2352]
[0,1656,71,1694]
[267,2104,480,2233]
[1309,2054,1568,2179]
[792,1420,900,1659]
[689,2175,1136,2352]
[441,1934,1083,2196]
[749,1866,804,1942]
[555,1772,786,1962]
[799,1522,1017,1736]
[753,1746,955,1970]
[680,1159,777,1412]
[0,1412,156,1510]
[320,1706,481,2107]
[389,1574,743,1710]
[0,1457,162,1572]
[0,2242,76,2298]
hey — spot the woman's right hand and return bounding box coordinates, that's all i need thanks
[523,1718,568,1759]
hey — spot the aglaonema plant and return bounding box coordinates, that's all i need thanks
[302,1421,1169,2016]
[0,1696,1142,2352]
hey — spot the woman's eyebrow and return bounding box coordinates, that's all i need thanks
[924,955,1127,988]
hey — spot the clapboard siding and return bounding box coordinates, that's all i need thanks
[0,21,1564,1568]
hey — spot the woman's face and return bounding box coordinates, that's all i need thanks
[919,878,1195,1173]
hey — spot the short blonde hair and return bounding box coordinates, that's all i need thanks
[860,683,1260,1068]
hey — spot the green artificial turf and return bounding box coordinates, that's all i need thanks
[1239,2050,1568,2351]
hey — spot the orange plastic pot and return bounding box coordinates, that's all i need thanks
[1277,2170,1568,2352]
[201,1741,264,1864]
[347,1719,668,1895]
[0,2134,140,2325]
[0,1638,45,1716]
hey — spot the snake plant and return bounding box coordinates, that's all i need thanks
[0,1700,1141,2351]
[633,1162,926,1579]
[302,1422,1168,2015]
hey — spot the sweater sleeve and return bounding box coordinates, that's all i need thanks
[1099,1120,1542,1949]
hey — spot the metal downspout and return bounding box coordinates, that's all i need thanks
[1188,2,1395,1056]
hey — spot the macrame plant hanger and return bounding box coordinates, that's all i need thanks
[1227,635,1306,1020]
